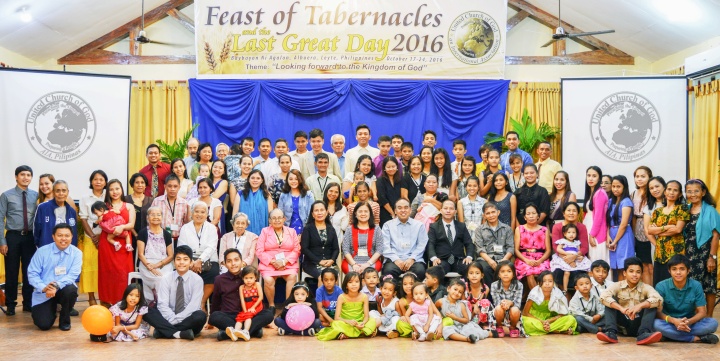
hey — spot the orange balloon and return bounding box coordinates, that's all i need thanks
[81,305,114,335]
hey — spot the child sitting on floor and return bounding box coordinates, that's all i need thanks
[316,271,377,340]
[316,268,342,327]
[275,282,321,336]
[569,273,605,334]
[405,282,443,342]
[425,266,447,303]
[439,279,490,343]
[108,284,150,341]
[522,271,577,336]
[370,276,401,338]
[490,261,526,338]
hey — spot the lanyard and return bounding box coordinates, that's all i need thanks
[234,233,245,249]
[196,224,204,241]
[274,229,284,246]
[412,175,421,190]
[579,297,589,312]
[167,198,177,218]
[317,176,329,194]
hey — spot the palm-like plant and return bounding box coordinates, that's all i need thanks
[155,124,198,163]
[483,109,561,154]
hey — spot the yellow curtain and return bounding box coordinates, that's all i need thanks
[128,80,192,178]
[504,82,562,162]
[690,79,720,203]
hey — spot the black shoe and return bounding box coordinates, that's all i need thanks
[69,308,79,316]
[59,323,71,331]
[179,330,195,340]
[22,305,32,312]
[153,329,162,339]
[217,331,229,341]
[597,331,618,343]
[255,328,263,339]
[468,334,478,344]
[636,331,662,345]
[699,334,719,344]
[6,307,16,316]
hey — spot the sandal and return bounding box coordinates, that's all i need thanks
[496,327,505,338]
[338,333,348,340]
[509,328,519,338]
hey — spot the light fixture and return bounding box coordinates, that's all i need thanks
[655,0,701,23]
[18,6,32,23]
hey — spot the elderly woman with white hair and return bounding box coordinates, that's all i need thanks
[218,212,258,272]
[256,208,301,313]
[178,201,219,311]
[137,206,174,301]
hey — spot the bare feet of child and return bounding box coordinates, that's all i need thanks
[566,328,574,335]
[338,333,348,340]
[386,330,399,339]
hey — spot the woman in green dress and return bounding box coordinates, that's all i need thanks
[317,271,377,340]
[521,271,577,336]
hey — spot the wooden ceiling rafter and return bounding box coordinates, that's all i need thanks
[57,0,195,65]
[506,0,634,65]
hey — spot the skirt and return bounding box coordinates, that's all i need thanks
[78,234,99,294]
[199,262,220,285]
[138,257,173,301]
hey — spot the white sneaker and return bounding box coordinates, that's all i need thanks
[418,332,427,342]
[226,327,238,341]
[244,330,251,341]
[237,329,249,341]
[278,328,285,336]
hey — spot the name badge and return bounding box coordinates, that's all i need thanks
[275,252,286,261]
[493,244,504,253]
[357,248,369,258]
[55,266,67,276]
[170,224,179,231]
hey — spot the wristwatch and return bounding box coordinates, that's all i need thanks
[711,255,717,260]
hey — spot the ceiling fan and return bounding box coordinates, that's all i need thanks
[132,0,187,47]
[541,0,615,48]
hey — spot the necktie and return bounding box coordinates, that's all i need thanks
[151,165,159,197]
[175,276,185,314]
[22,191,29,232]
[446,224,455,264]
[537,162,543,177]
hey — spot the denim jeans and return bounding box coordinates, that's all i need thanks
[653,317,718,342]
[574,315,606,334]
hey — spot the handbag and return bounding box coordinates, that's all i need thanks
[194,252,212,272]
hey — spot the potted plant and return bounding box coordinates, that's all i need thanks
[483,109,561,155]
[155,124,198,163]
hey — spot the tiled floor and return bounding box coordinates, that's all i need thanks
[1,298,718,361]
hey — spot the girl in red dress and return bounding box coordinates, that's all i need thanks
[226,266,264,341]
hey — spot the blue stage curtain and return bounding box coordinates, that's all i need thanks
[188,79,509,156]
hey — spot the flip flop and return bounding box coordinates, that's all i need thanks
[496,327,505,338]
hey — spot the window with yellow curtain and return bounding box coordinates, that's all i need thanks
[689,79,720,204]
[128,80,192,178]
[504,82,562,163]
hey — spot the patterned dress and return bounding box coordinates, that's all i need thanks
[515,225,550,279]
[235,284,263,322]
[684,213,717,293]
[651,205,690,264]
[107,303,150,341]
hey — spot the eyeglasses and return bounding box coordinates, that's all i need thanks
[270,217,284,221]
[686,190,702,195]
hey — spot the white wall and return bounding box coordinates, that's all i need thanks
[0,45,39,68]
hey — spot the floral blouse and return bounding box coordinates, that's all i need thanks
[650,205,690,263]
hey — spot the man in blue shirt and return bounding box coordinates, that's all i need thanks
[0,165,38,315]
[381,198,429,281]
[654,255,718,344]
[143,245,206,340]
[499,131,533,171]
[27,223,82,331]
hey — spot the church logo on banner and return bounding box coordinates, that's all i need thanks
[590,92,660,162]
[448,11,501,65]
[25,91,96,162]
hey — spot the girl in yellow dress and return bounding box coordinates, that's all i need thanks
[316,271,377,340]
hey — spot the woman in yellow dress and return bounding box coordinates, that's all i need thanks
[316,271,377,340]
[77,170,108,305]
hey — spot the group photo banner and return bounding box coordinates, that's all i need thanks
[195,0,507,78]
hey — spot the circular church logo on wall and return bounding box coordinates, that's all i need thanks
[590,92,660,162]
[448,11,501,65]
[26,92,96,162]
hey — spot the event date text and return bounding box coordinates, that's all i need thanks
[231,33,444,61]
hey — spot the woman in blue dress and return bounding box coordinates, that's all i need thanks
[232,170,274,235]
[606,175,635,282]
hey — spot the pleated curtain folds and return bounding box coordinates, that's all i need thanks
[504,82,562,163]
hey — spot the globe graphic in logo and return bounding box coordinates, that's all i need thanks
[448,12,501,65]
[590,92,660,162]
[26,92,95,162]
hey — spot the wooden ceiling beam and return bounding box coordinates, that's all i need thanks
[507,10,529,31]
[505,50,634,65]
[167,8,195,34]
[60,50,195,65]
[508,0,630,58]
[58,0,194,65]
[553,39,566,56]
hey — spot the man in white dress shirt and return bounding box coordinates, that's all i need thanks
[345,124,380,175]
